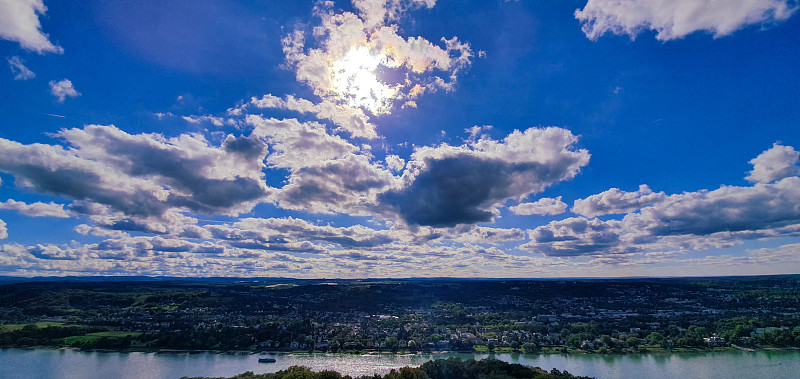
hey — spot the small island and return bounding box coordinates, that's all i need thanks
[184,358,592,379]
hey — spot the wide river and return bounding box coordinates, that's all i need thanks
[1,348,798,379]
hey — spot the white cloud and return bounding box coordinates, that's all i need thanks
[7,56,35,80]
[0,124,270,220]
[746,142,800,183]
[0,0,63,54]
[0,199,69,217]
[384,154,405,172]
[576,0,797,41]
[353,0,436,30]
[0,219,6,239]
[572,184,666,217]
[526,176,800,257]
[465,125,493,142]
[510,196,568,216]
[447,225,527,244]
[49,78,80,102]
[182,115,226,127]
[247,115,395,215]
[525,217,628,257]
[249,94,377,139]
[248,115,360,170]
[526,144,800,257]
[282,0,476,116]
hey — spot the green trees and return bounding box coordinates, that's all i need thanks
[645,332,664,347]
[386,337,399,352]
[522,342,539,354]
[599,335,615,349]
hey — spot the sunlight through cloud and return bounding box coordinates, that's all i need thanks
[331,46,398,114]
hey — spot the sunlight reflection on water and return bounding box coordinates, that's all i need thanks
[2,349,800,379]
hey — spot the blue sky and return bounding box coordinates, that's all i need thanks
[1,0,799,278]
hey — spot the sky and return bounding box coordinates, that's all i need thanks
[0,0,799,278]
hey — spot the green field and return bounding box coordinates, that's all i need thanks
[63,331,141,344]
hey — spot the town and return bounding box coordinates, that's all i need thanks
[1,276,799,354]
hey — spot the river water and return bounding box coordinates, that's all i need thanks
[1,348,798,379]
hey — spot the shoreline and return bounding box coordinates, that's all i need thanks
[3,345,797,356]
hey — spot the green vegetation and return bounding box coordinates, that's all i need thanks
[2,277,800,354]
[184,358,592,379]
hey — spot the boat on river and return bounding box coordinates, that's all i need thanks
[258,357,277,363]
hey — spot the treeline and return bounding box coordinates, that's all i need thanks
[185,358,593,379]
[0,324,105,347]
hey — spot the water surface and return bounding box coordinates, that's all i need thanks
[1,348,798,379]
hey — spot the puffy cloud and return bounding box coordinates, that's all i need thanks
[282,0,476,115]
[575,0,797,41]
[0,219,6,239]
[248,115,359,170]
[380,127,590,226]
[7,56,35,80]
[572,184,666,217]
[747,243,800,265]
[527,176,800,257]
[0,125,269,219]
[528,145,800,257]
[446,225,527,244]
[247,115,395,215]
[0,137,168,217]
[249,94,377,139]
[182,115,226,127]
[49,79,80,102]
[384,154,405,172]
[746,142,800,183]
[59,125,269,214]
[208,217,395,250]
[0,0,63,54]
[526,217,628,257]
[353,0,436,30]
[631,177,800,236]
[510,196,568,216]
[275,154,396,215]
[0,199,69,217]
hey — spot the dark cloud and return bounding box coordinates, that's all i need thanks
[380,127,590,227]
[526,217,627,257]
[166,176,266,214]
[223,135,267,160]
[0,125,269,220]
[274,155,394,214]
[380,155,517,226]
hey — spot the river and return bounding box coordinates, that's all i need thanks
[1,348,798,379]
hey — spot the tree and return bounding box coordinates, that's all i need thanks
[522,342,539,354]
[646,332,664,346]
[600,335,615,348]
[386,337,399,352]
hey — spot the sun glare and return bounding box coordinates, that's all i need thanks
[331,46,398,114]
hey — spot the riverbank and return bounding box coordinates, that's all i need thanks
[4,343,794,356]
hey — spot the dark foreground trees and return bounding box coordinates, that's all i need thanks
[184,358,593,379]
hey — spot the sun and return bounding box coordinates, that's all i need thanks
[330,46,398,114]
